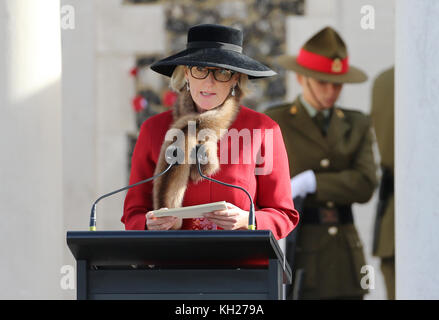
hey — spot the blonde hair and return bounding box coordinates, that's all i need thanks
[169,65,251,98]
[169,65,187,92]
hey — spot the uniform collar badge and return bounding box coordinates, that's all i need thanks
[289,105,298,115]
[335,108,345,118]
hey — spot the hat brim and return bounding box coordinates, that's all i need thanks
[277,55,367,83]
[151,48,276,79]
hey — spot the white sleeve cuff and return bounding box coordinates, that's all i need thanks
[304,169,317,194]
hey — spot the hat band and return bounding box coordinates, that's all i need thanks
[187,41,243,53]
[296,48,349,74]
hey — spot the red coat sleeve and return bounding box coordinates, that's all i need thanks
[254,123,299,240]
[121,120,156,230]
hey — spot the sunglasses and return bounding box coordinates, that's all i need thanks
[189,66,236,82]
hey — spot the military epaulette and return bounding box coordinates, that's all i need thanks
[264,103,293,120]
[264,102,292,112]
[336,106,365,116]
[335,107,370,128]
[335,107,368,119]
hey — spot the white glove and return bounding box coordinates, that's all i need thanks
[291,170,317,199]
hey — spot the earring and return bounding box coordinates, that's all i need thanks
[186,82,190,91]
[231,85,236,96]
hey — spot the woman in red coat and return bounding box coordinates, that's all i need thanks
[122,24,298,240]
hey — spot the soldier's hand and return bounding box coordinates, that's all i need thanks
[291,170,317,198]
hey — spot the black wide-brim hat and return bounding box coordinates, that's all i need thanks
[150,24,276,79]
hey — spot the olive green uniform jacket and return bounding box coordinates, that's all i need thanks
[370,67,395,299]
[370,67,395,259]
[265,96,378,299]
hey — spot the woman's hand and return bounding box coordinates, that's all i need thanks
[203,202,250,230]
[146,208,182,230]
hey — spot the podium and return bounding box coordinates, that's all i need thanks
[66,230,291,300]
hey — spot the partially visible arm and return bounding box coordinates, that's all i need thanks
[121,122,155,230]
[313,122,378,204]
[254,124,299,240]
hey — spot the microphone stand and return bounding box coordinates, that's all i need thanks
[89,145,182,231]
[195,145,256,230]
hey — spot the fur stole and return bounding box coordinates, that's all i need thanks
[152,90,241,210]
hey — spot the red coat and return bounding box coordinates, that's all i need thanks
[122,106,299,240]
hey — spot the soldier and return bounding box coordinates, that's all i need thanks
[265,27,378,299]
[370,66,395,300]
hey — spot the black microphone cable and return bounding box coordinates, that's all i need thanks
[195,144,256,230]
[89,145,182,231]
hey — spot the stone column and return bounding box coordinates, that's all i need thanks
[395,0,439,299]
[0,0,63,298]
[94,0,165,230]
[60,0,98,299]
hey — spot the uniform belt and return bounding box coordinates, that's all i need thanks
[301,206,353,225]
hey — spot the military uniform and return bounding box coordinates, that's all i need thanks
[266,97,377,299]
[265,27,378,299]
[370,67,395,299]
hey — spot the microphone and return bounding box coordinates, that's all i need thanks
[195,144,256,230]
[89,145,183,231]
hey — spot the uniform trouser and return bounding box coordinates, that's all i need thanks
[380,256,395,300]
